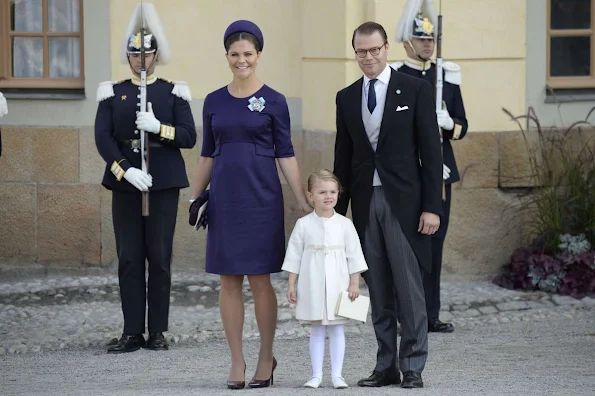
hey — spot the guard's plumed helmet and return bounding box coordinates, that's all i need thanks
[395,0,437,43]
[126,32,158,55]
[121,2,171,64]
[412,12,435,40]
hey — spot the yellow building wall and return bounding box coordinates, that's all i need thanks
[110,0,302,99]
[110,0,526,133]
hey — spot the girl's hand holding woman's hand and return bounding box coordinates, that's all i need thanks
[286,285,297,304]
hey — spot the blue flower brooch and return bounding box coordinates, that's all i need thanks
[248,96,266,112]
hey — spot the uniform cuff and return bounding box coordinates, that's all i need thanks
[159,124,176,140]
[110,159,127,181]
[452,124,463,140]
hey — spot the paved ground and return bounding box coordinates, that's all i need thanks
[1,272,594,395]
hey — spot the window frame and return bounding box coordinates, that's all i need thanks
[0,0,85,89]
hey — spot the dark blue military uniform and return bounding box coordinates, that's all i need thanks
[392,58,468,321]
[95,75,196,335]
[95,76,196,191]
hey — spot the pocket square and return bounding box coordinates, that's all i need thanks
[396,105,409,112]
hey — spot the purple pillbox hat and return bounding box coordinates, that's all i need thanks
[223,20,264,51]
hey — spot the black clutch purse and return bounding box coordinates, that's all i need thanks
[189,190,209,230]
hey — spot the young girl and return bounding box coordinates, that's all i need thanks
[282,169,368,389]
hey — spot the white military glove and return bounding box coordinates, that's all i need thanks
[443,164,451,180]
[123,167,153,191]
[0,91,7,118]
[437,108,454,131]
[135,102,161,134]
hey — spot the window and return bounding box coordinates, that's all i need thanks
[547,0,594,89]
[0,0,84,89]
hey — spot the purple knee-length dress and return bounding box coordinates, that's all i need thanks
[201,85,295,275]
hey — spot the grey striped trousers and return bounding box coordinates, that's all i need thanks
[361,186,428,374]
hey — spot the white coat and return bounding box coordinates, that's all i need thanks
[282,211,368,322]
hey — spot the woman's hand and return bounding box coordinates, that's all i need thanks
[277,157,311,218]
[299,202,314,218]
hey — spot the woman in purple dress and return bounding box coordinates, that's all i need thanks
[190,20,312,389]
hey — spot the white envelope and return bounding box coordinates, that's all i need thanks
[334,291,370,322]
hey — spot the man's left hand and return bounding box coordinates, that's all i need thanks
[418,212,440,235]
[437,109,454,131]
[135,102,161,134]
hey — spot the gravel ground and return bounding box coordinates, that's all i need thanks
[1,273,594,395]
[1,310,594,396]
[1,273,594,355]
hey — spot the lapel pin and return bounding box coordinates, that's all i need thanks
[396,89,401,94]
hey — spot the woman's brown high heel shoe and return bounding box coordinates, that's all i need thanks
[247,357,277,388]
[226,361,246,390]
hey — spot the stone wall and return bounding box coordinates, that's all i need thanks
[0,125,540,278]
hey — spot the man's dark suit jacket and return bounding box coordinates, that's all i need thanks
[333,67,443,272]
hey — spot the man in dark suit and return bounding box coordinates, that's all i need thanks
[333,21,442,389]
[392,0,468,334]
[95,3,196,354]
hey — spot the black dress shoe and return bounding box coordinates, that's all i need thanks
[144,332,168,350]
[357,370,401,387]
[401,371,423,388]
[428,318,454,333]
[107,334,145,354]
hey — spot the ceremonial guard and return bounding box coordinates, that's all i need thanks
[95,2,196,353]
[0,91,6,157]
[391,0,468,333]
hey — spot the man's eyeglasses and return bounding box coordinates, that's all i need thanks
[355,45,386,58]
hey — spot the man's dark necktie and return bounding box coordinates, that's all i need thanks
[367,78,378,114]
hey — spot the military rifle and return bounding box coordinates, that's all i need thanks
[435,0,446,200]
[139,1,150,216]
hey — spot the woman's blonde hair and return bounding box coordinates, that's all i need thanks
[307,169,342,193]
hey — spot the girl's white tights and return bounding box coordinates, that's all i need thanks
[309,324,345,379]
